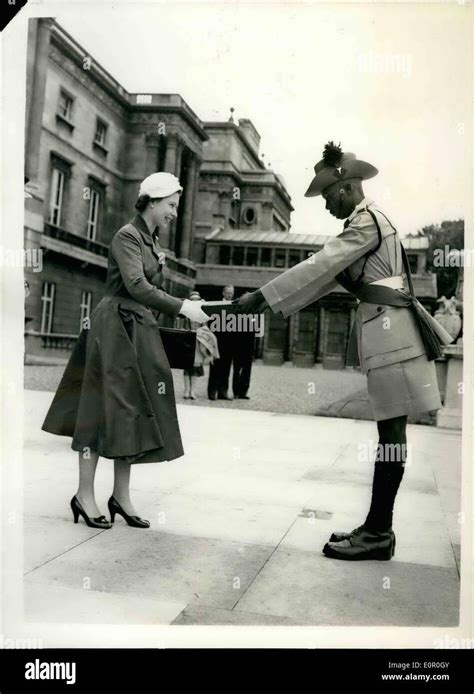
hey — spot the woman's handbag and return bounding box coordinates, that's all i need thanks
[159,327,197,370]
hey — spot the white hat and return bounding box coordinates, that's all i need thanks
[139,172,183,198]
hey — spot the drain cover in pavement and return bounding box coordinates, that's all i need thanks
[299,508,333,520]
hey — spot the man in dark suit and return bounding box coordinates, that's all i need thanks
[232,314,256,399]
[208,285,235,400]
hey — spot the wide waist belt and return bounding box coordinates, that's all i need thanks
[369,275,404,290]
[352,282,452,361]
[101,295,153,316]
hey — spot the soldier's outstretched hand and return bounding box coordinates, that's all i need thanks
[234,289,268,314]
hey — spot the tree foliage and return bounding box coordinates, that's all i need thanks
[409,220,464,298]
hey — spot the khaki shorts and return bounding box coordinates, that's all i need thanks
[367,354,442,421]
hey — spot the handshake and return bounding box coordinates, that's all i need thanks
[232,289,268,314]
[179,290,269,324]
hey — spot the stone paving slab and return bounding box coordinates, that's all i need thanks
[172,605,311,626]
[233,547,460,627]
[281,513,456,570]
[24,516,108,574]
[24,581,185,625]
[142,494,299,547]
[25,528,274,612]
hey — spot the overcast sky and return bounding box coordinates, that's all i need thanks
[56,2,469,238]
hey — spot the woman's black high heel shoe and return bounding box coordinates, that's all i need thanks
[107,496,150,528]
[70,496,112,529]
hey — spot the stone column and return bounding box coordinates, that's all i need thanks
[145,141,159,176]
[175,139,184,181]
[179,155,199,259]
[164,135,180,251]
[25,18,54,191]
[163,134,178,174]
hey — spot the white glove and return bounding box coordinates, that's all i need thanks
[179,299,210,324]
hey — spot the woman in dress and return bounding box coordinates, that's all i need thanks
[182,290,220,399]
[42,172,208,529]
[182,291,205,399]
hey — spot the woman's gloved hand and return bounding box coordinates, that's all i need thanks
[179,299,210,324]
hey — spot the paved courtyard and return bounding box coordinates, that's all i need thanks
[23,387,461,640]
[25,361,367,417]
[24,361,434,424]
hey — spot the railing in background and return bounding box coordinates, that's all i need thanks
[25,331,79,351]
[44,223,109,258]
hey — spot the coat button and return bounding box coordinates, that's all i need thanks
[377,306,382,312]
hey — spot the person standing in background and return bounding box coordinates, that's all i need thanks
[183,290,206,399]
[208,285,235,400]
[232,313,256,399]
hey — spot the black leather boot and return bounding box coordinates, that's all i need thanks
[329,525,395,543]
[328,459,405,544]
[323,527,395,561]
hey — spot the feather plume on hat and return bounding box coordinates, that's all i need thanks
[304,142,378,197]
[322,141,343,168]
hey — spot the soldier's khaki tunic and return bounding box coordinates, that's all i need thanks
[260,198,442,420]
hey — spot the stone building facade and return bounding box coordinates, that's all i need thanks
[24,19,438,370]
[23,19,294,358]
[24,20,209,355]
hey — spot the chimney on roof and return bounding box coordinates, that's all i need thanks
[238,118,261,153]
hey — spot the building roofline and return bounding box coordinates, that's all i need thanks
[205,229,430,249]
[203,121,266,171]
[50,23,208,140]
[200,162,293,210]
[129,96,208,141]
[51,22,130,108]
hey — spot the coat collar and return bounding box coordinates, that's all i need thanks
[131,214,161,258]
[346,197,374,224]
[131,214,155,245]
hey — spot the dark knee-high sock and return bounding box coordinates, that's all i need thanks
[364,416,407,532]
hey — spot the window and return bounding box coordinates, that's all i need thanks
[232,246,245,266]
[49,168,65,226]
[289,249,302,267]
[272,215,287,232]
[267,312,287,350]
[326,310,349,355]
[246,247,258,267]
[80,291,92,330]
[87,188,101,240]
[219,246,231,265]
[41,282,55,334]
[57,91,74,121]
[297,311,316,352]
[274,248,287,268]
[243,206,256,225]
[94,119,108,147]
[260,247,271,267]
[229,198,240,227]
[407,254,418,274]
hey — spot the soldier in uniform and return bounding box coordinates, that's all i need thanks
[236,142,451,561]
